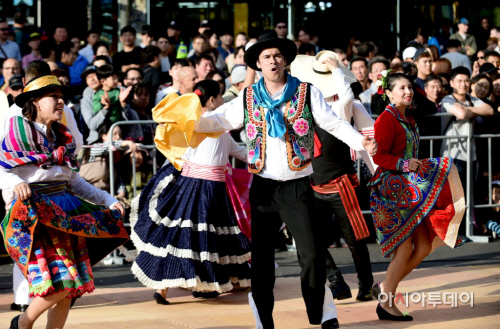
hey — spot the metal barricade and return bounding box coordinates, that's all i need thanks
[471,132,500,233]
[105,115,496,245]
[108,120,158,199]
[104,120,158,265]
[360,112,494,243]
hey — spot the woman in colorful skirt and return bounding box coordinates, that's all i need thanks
[130,79,251,305]
[0,75,128,329]
[367,72,465,321]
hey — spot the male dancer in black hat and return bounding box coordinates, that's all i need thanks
[194,32,378,329]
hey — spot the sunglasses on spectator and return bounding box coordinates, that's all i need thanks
[0,28,9,32]
[478,56,484,59]
[276,25,287,29]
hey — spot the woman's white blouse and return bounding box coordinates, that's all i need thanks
[183,132,247,166]
[0,121,118,208]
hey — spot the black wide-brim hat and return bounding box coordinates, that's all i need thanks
[15,75,67,108]
[244,32,297,71]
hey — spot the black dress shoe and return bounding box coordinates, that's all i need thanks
[10,303,28,312]
[321,318,340,329]
[329,281,352,300]
[70,297,79,309]
[10,314,20,329]
[153,292,170,305]
[356,287,373,301]
[376,303,413,321]
[192,291,220,299]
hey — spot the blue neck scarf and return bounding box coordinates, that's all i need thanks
[253,72,301,138]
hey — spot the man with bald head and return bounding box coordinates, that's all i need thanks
[178,66,198,95]
[1,59,21,93]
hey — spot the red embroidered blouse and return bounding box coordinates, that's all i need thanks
[372,108,417,171]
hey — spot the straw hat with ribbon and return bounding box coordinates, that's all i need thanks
[15,75,66,108]
[290,51,357,98]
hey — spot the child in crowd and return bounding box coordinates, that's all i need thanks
[80,123,138,195]
[92,64,125,123]
[486,181,500,238]
[119,148,154,204]
[22,32,42,69]
[127,83,155,145]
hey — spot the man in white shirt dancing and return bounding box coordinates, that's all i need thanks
[194,32,377,329]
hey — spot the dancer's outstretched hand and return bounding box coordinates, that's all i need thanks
[408,158,422,171]
[14,182,31,201]
[362,136,378,156]
[322,57,339,72]
[112,202,125,216]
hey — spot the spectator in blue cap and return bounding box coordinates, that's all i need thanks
[450,18,478,57]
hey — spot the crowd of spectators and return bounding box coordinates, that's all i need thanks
[1,12,499,236]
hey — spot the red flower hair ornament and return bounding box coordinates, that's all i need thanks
[375,69,392,100]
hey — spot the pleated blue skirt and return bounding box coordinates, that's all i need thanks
[130,163,251,292]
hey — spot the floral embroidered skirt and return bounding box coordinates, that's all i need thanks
[367,157,465,258]
[1,182,128,298]
[130,163,251,293]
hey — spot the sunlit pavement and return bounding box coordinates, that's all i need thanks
[1,239,499,328]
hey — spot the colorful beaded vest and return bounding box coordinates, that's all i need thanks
[243,82,314,174]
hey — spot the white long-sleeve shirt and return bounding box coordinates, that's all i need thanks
[0,121,118,208]
[328,68,354,121]
[183,132,247,166]
[195,80,365,181]
[326,68,378,174]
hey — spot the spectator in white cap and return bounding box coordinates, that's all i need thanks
[450,18,477,57]
[402,46,417,62]
[223,64,247,102]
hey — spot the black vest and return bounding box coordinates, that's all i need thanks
[310,126,355,185]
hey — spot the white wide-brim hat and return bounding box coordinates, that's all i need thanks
[290,51,357,98]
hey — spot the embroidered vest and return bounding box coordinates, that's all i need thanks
[243,82,314,174]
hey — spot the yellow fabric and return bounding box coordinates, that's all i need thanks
[23,75,60,93]
[60,110,68,127]
[153,92,222,170]
[0,91,9,123]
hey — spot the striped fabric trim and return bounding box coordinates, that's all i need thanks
[30,180,71,197]
[130,229,251,265]
[312,174,370,241]
[131,262,251,292]
[350,128,375,161]
[181,161,227,182]
[336,174,370,241]
[0,116,78,171]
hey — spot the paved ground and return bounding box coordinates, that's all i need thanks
[1,239,499,328]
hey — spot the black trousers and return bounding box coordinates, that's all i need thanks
[314,191,374,289]
[250,175,327,328]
